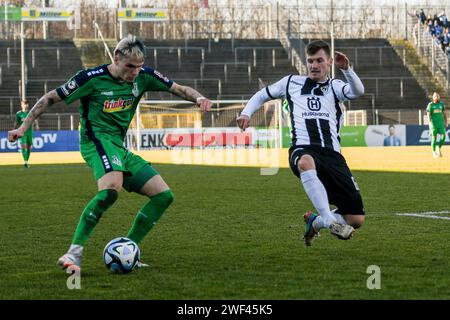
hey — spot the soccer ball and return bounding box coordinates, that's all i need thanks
[103,237,140,274]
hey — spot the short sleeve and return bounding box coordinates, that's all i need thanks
[56,70,94,105]
[140,67,173,92]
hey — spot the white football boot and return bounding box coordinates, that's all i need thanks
[329,222,355,240]
[135,261,149,269]
[57,245,83,270]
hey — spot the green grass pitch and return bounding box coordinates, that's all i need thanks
[0,163,449,299]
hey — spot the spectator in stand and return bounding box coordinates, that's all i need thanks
[439,12,448,28]
[428,19,436,36]
[434,20,443,37]
[419,9,427,24]
[433,14,441,27]
[416,9,450,57]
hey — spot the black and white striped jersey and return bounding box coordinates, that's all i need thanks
[241,68,364,153]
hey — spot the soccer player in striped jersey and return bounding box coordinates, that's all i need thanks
[237,40,365,246]
[8,35,212,270]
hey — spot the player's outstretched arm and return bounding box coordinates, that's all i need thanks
[236,114,250,131]
[335,51,350,70]
[8,90,61,142]
[237,86,275,131]
[168,82,212,112]
[335,51,364,98]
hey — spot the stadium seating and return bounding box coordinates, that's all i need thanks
[0,37,432,128]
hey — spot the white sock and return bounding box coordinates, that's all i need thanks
[331,208,348,225]
[68,244,84,256]
[300,170,336,229]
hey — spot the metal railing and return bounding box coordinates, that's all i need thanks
[359,76,415,99]
[233,46,287,68]
[146,46,205,69]
[200,61,252,84]
[2,46,81,70]
[0,113,80,131]
[345,108,429,125]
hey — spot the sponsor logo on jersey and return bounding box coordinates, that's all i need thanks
[301,111,330,118]
[320,85,329,94]
[153,70,170,83]
[111,155,122,167]
[307,97,322,111]
[433,109,442,113]
[103,98,134,112]
[132,82,139,97]
[101,91,114,96]
[61,79,79,96]
[87,68,104,77]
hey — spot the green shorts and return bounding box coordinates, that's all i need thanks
[20,131,33,147]
[80,138,159,192]
[430,126,446,136]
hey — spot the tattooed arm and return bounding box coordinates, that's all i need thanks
[168,82,212,112]
[8,90,61,142]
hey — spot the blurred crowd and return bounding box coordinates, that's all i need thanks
[414,9,450,57]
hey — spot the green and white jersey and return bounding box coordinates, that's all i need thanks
[56,64,173,145]
[426,101,446,128]
[15,110,32,134]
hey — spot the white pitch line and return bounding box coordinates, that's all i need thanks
[396,211,450,220]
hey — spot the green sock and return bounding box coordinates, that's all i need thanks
[432,135,437,151]
[22,148,30,162]
[72,189,118,246]
[438,133,445,149]
[127,190,174,244]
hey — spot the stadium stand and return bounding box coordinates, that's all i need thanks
[0,37,434,128]
[0,39,83,112]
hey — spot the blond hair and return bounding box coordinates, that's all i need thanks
[114,34,145,61]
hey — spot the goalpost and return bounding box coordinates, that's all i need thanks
[125,99,287,151]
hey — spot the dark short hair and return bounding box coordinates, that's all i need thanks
[389,124,395,129]
[306,40,331,57]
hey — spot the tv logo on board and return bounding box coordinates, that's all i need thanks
[419,129,450,143]
[0,133,57,151]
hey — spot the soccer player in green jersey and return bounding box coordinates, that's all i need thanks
[426,92,447,158]
[14,100,33,168]
[8,35,212,270]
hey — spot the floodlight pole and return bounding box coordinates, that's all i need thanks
[42,0,47,40]
[20,21,26,101]
[330,0,335,78]
[4,1,8,38]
